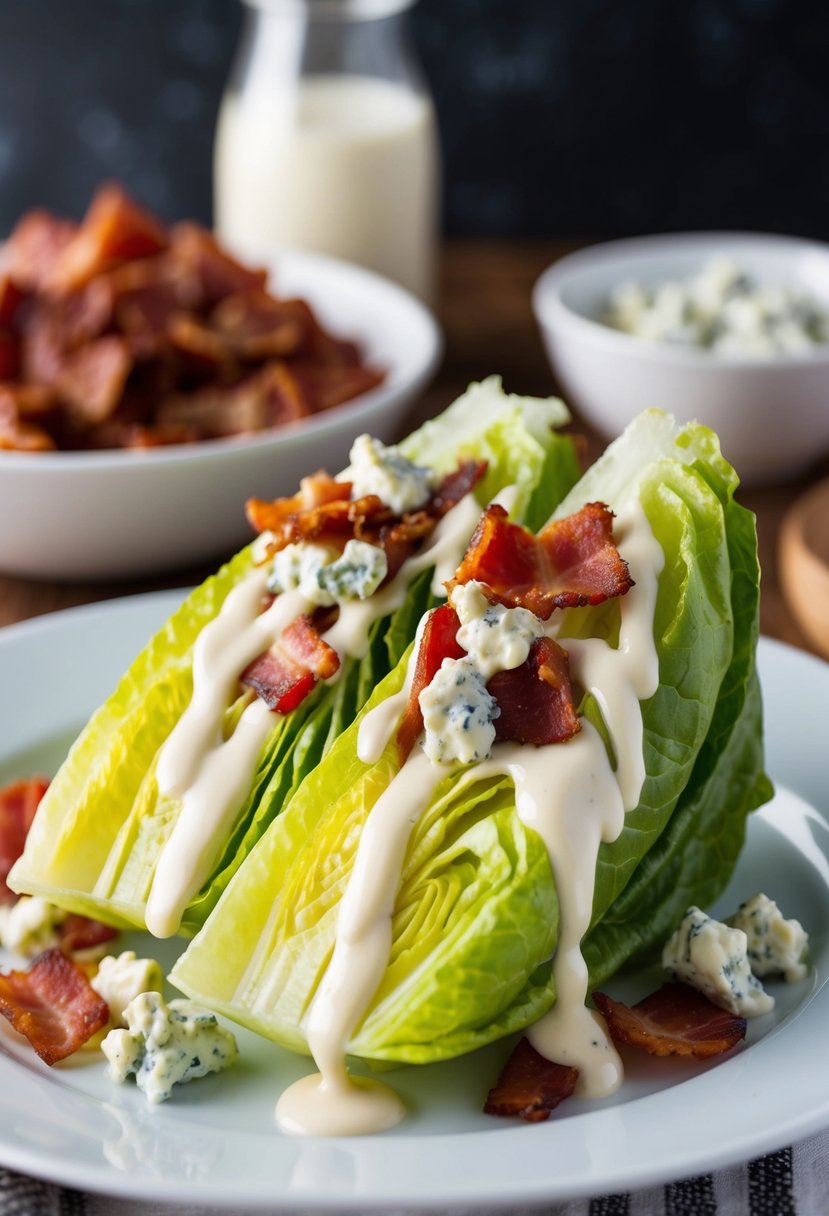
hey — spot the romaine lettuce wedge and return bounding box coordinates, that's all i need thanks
[171,409,770,1065]
[10,378,580,935]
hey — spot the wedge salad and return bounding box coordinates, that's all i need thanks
[7,378,772,1134]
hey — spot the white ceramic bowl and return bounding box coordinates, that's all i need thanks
[0,248,441,579]
[533,232,829,484]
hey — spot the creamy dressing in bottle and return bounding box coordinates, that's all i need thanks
[215,73,439,302]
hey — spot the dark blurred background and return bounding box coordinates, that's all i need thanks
[0,0,827,238]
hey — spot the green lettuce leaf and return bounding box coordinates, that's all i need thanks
[171,409,768,1064]
[10,381,579,933]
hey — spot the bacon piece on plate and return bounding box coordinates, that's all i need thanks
[241,615,340,714]
[0,948,110,1064]
[489,636,581,747]
[450,502,633,619]
[428,459,487,518]
[245,471,353,537]
[58,914,119,955]
[593,983,747,1059]
[0,777,49,903]
[484,1037,579,1122]
[396,604,465,764]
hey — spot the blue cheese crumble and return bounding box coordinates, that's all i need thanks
[316,538,388,601]
[102,991,237,1104]
[452,582,542,679]
[728,892,809,984]
[266,542,333,603]
[346,434,435,514]
[0,895,64,957]
[420,658,499,765]
[91,951,164,1027]
[662,905,774,1018]
[419,581,544,765]
[267,537,388,607]
[604,257,829,356]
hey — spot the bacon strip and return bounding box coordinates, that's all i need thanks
[48,183,168,296]
[450,502,633,619]
[593,983,747,1059]
[0,948,110,1064]
[245,471,353,536]
[0,777,49,903]
[484,1037,579,1122]
[241,615,340,715]
[489,636,581,747]
[396,604,465,764]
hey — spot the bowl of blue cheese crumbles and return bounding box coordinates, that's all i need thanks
[533,232,829,483]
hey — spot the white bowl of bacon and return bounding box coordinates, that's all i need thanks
[0,185,441,580]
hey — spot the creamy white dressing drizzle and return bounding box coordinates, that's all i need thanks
[276,748,436,1136]
[146,491,484,939]
[277,499,664,1133]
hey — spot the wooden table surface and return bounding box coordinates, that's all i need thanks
[1,238,827,656]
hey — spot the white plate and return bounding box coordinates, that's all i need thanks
[0,594,827,1209]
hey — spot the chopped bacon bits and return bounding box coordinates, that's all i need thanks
[484,1037,579,1122]
[593,983,748,1059]
[241,615,340,715]
[489,636,581,747]
[0,185,384,451]
[0,948,110,1064]
[450,502,633,619]
[0,777,49,903]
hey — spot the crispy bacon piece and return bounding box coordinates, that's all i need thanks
[0,948,110,1064]
[56,335,133,424]
[0,276,23,327]
[210,291,304,360]
[484,1037,579,1122]
[169,222,267,307]
[48,183,168,296]
[241,614,340,714]
[0,777,49,903]
[280,297,362,368]
[593,983,747,1059]
[287,363,386,413]
[428,459,487,518]
[0,332,20,380]
[58,914,119,955]
[246,471,353,535]
[396,604,465,763]
[0,421,56,451]
[450,502,633,619]
[489,636,581,747]
[247,463,487,581]
[2,210,78,293]
[0,188,384,451]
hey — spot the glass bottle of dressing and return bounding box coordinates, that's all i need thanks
[214,0,440,303]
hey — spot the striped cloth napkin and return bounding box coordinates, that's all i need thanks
[1,1139,826,1216]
